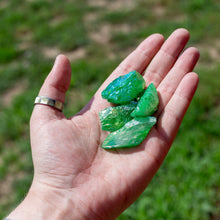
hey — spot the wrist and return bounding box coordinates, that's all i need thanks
[6,181,81,220]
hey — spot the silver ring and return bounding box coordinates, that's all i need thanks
[34,96,64,111]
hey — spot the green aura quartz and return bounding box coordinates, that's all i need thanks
[131,83,159,117]
[100,69,159,149]
[101,70,145,104]
[99,101,137,132]
[102,117,157,149]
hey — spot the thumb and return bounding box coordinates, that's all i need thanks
[31,54,72,122]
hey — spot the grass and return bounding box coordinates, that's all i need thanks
[0,0,220,219]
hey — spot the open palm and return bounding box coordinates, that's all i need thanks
[30,29,199,219]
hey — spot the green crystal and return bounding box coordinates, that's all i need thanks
[101,70,145,104]
[131,83,159,117]
[102,117,156,149]
[99,101,137,132]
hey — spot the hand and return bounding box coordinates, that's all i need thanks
[7,29,199,220]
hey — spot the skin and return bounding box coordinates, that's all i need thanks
[7,28,200,220]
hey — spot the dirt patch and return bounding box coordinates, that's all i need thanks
[87,22,133,60]
[16,28,33,51]
[210,187,220,220]
[89,24,111,44]
[42,47,60,59]
[196,39,220,65]
[50,15,68,27]
[85,1,135,59]
[89,22,131,43]
[88,0,136,10]
[0,175,14,203]
[113,23,131,33]
[0,0,8,9]
[210,213,220,220]
[66,48,87,61]
[42,47,86,61]
[0,170,27,207]
[153,4,166,17]
[84,12,98,24]
[18,41,33,51]
[209,39,220,61]
[108,0,135,10]
[26,0,41,2]
[2,80,28,107]
[88,0,106,7]
[209,47,220,60]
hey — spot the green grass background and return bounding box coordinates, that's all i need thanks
[0,0,220,219]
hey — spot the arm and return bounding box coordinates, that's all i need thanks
[6,28,199,220]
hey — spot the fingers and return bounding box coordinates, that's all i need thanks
[89,33,165,112]
[157,72,199,145]
[112,34,164,77]
[32,55,72,120]
[89,28,196,114]
[103,33,165,87]
[146,72,199,165]
[156,47,200,115]
[144,28,190,86]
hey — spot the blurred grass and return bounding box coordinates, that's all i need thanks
[0,0,220,219]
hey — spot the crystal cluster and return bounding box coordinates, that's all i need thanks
[100,70,159,149]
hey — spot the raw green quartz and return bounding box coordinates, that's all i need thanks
[101,70,145,104]
[99,101,137,132]
[102,117,157,149]
[131,83,159,117]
